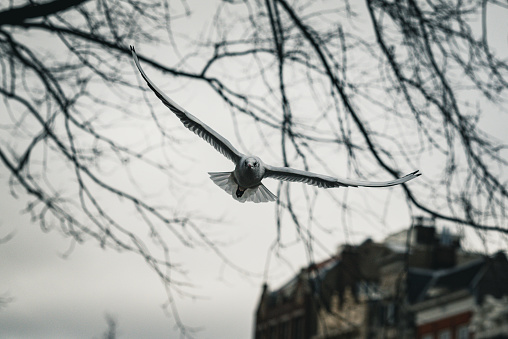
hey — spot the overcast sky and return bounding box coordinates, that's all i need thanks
[1,1,507,338]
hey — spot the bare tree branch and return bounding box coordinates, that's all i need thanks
[1,0,507,335]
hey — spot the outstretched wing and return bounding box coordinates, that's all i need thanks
[264,166,421,188]
[130,46,243,163]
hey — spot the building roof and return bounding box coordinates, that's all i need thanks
[262,257,340,307]
[408,252,508,305]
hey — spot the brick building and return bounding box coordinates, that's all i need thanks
[408,253,508,339]
[254,257,339,339]
[253,217,508,339]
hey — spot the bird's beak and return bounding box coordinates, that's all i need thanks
[248,164,252,168]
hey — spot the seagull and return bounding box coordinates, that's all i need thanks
[130,46,421,203]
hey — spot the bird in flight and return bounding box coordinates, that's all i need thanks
[130,46,420,203]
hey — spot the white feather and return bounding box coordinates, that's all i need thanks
[208,172,277,203]
[241,184,277,203]
[209,172,236,195]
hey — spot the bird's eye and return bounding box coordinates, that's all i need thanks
[254,162,258,167]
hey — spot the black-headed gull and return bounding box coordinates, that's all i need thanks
[130,46,421,203]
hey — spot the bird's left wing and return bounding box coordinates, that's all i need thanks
[264,165,421,188]
[130,46,243,164]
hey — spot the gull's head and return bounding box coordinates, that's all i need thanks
[242,156,262,171]
[236,156,265,184]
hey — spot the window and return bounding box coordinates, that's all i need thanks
[438,329,451,339]
[280,321,289,339]
[292,317,303,339]
[456,325,469,339]
[268,326,275,339]
[386,303,395,325]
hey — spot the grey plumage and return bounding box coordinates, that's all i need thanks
[131,46,421,203]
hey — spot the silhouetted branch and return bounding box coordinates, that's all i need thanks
[1,0,507,335]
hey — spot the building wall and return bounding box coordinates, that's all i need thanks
[312,289,367,339]
[255,308,307,339]
[415,296,474,326]
[255,275,318,339]
[312,242,403,339]
[417,311,472,339]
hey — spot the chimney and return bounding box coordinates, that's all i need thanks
[409,216,436,269]
[433,227,457,269]
[413,216,436,245]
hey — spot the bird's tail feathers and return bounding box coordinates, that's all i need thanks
[208,172,277,203]
[242,182,278,203]
[208,172,235,195]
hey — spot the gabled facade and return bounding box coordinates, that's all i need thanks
[409,252,508,339]
[254,258,339,339]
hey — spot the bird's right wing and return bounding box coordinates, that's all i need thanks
[264,165,421,188]
[130,46,243,164]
